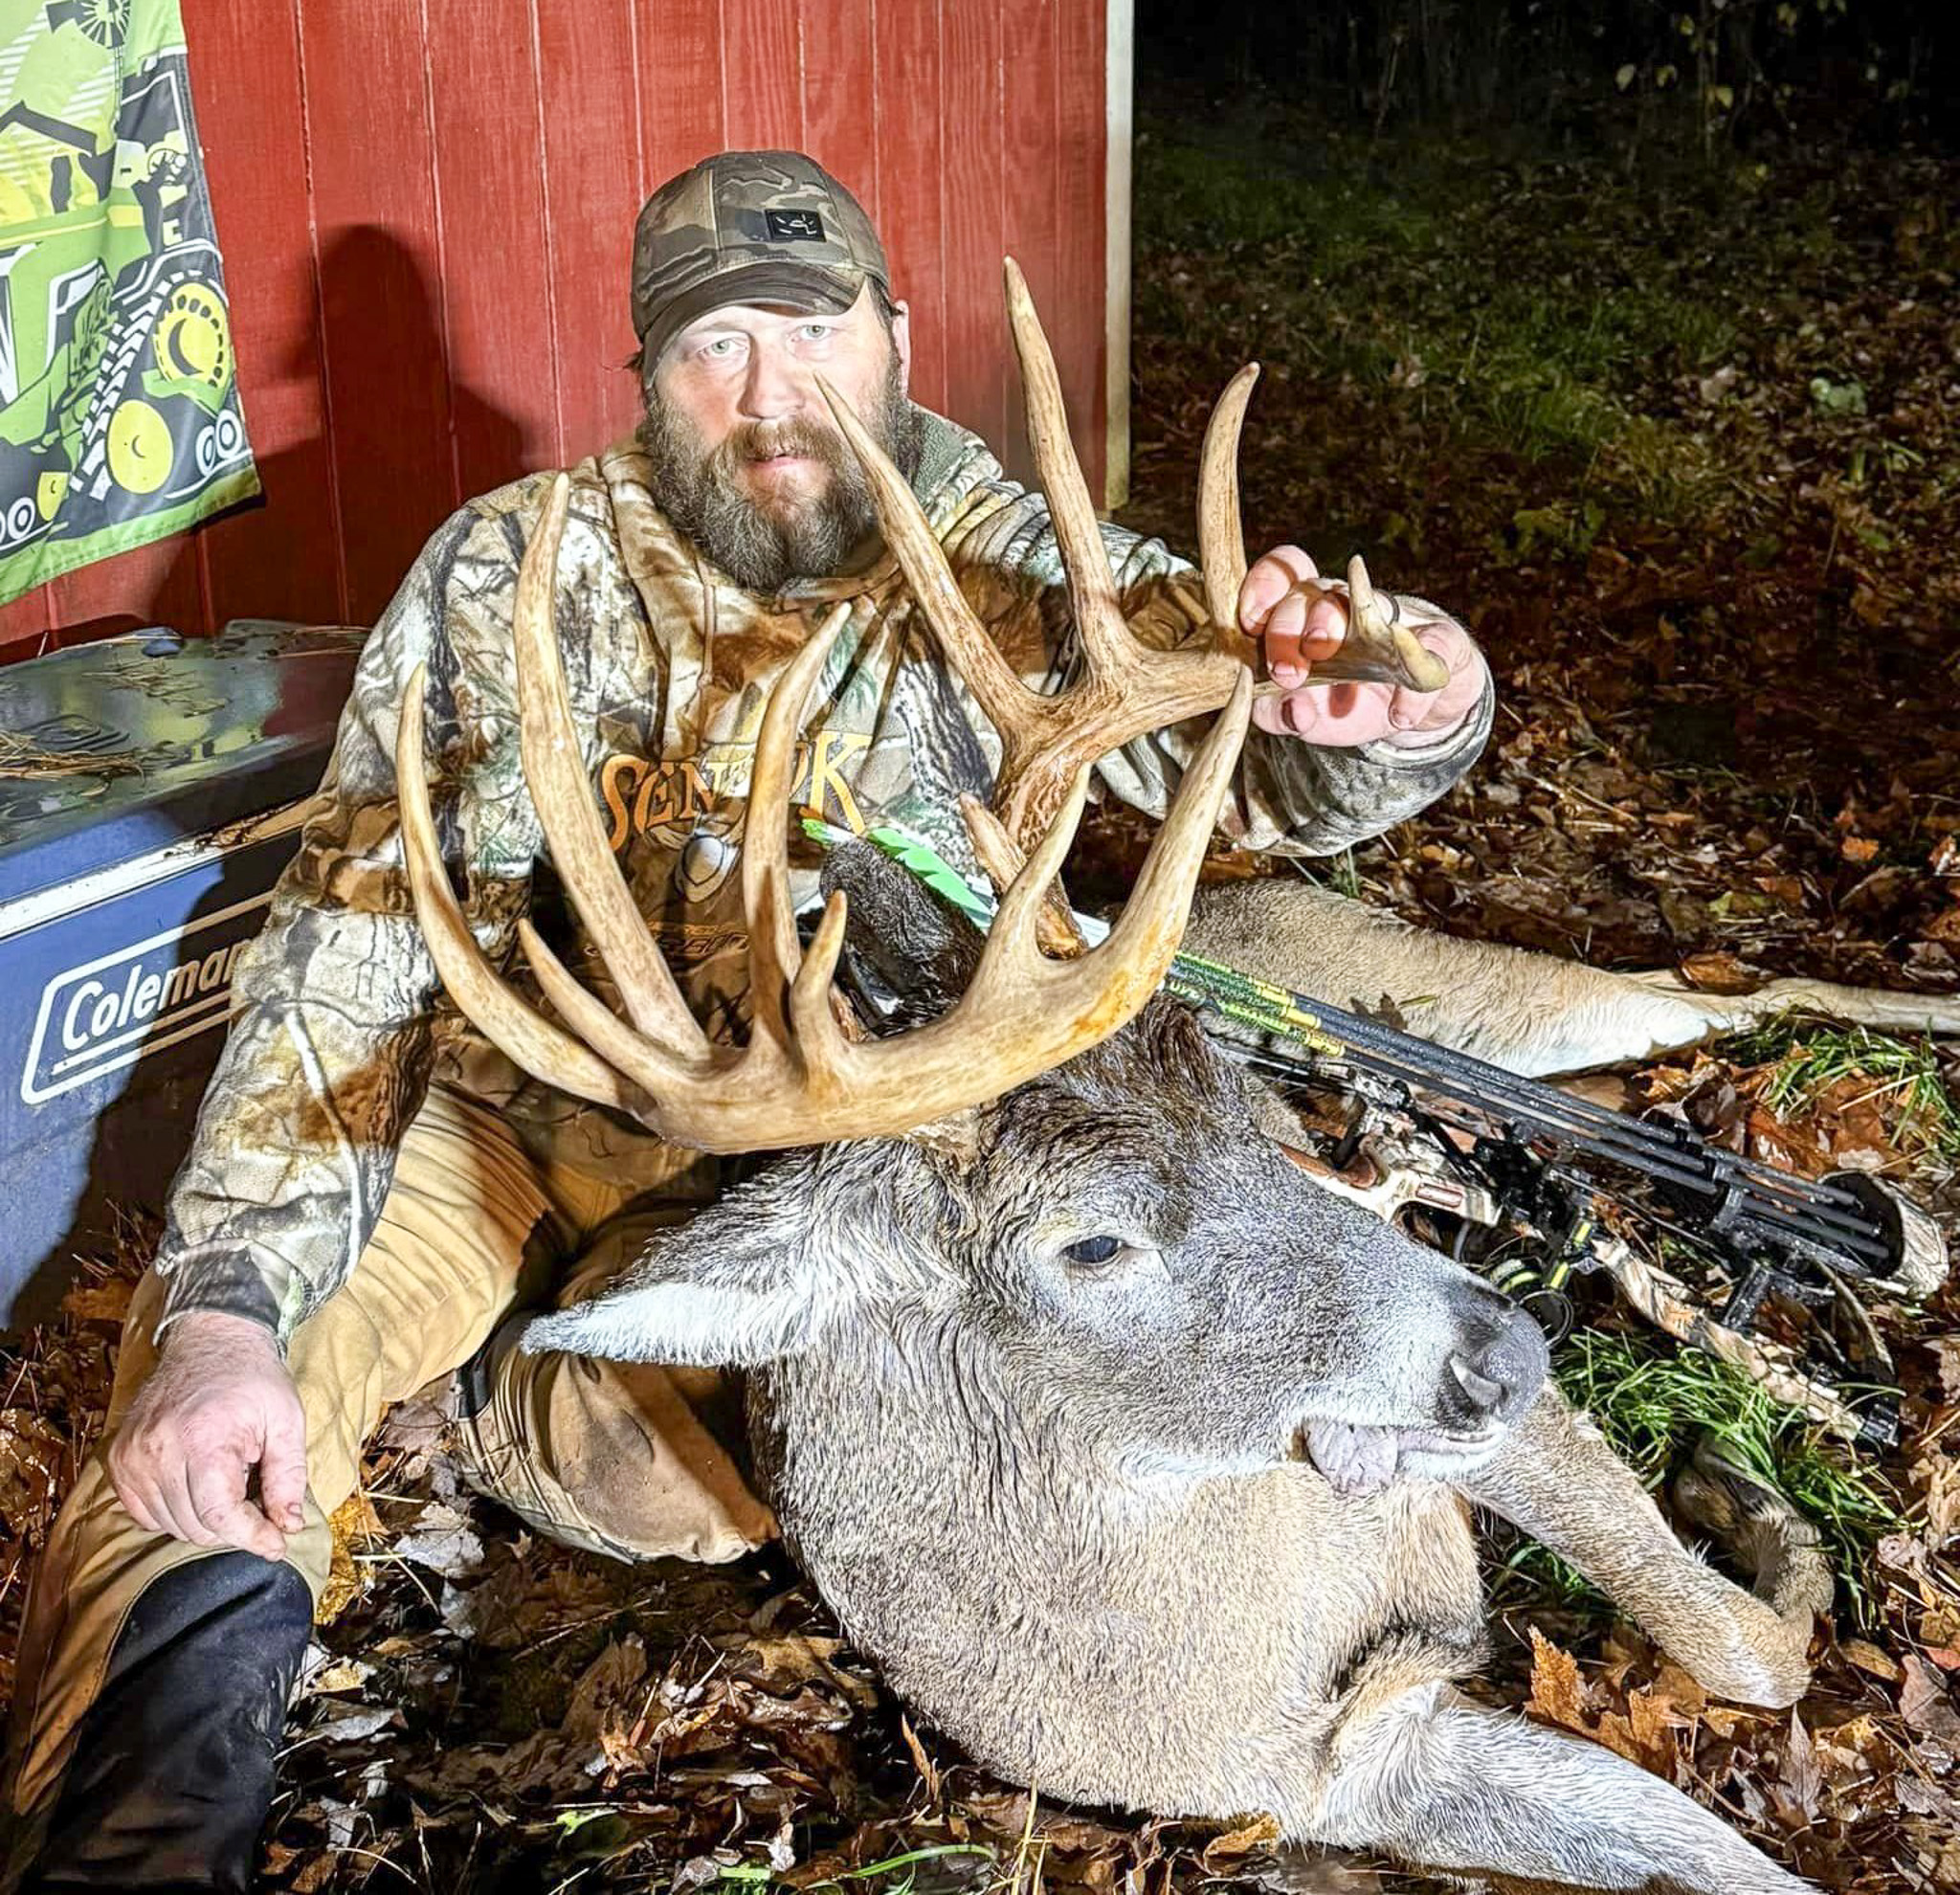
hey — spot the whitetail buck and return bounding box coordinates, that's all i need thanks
[396,265,1838,1891]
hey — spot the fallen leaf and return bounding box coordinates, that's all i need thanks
[291,1855,337,1895]
[59,1281,132,1326]
[0,1410,64,1540]
[1679,948,1757,993]
[390,1502,485,1580]
[1839,1638,1904,1683]
[1525,1628,1592,1738]
[1201,1813,1281,1869]
[1775,1709,1823,1823]
[1928,1337,1960,1403]
[1901,1656,1960,1740]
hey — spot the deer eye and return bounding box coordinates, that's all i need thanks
[1062,1235,1125,1268]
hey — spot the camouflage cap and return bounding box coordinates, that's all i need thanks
[632,150,891,363]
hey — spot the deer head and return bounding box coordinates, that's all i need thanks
[526,838,1547,1494]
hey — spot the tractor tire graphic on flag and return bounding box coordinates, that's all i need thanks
[0,0,257,607]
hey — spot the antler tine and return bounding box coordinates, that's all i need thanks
[393,665,640,1113]
[1002,257,1133,679]
[814,374,1035,746]
[786,889,853,1066]
[988,762,1093,960]
[741,601,854,1052]
[513,474,705,1049]
[1198,363,1259,638]
[959,792,1085,957]
[1065,669,1252,982]
[1340,555,1450,694]
[967,670,1253,1038]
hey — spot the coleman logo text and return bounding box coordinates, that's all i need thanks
[20,894,271,1106]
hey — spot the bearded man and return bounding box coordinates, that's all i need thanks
[2,152,1492,1892]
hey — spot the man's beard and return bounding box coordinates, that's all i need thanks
[638,349,925,593]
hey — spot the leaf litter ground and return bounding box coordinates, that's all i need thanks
[4,95,1960,1895]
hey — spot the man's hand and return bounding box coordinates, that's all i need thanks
[108,1310,308,1561]
[1240,545,1486,747]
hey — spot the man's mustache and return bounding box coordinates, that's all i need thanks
[720,417,848,471]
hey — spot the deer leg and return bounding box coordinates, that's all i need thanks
[1313,1683,1815,1893]
[1457,1387,1827,1707]
[1183,880,1960,1077]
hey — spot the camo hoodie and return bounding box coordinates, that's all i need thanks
[154,408,1494,1338]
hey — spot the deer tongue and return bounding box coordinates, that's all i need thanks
[1303,1419,1400,1497]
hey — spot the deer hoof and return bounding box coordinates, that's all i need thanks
[1673,1432,1834,1623]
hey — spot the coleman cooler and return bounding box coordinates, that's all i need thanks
[0,623,365,1327]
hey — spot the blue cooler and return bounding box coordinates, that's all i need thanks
[0,623,365,1326]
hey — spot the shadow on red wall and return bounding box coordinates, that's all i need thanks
[2,227,532,663]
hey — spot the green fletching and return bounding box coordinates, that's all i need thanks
[797,822,1326,1048]
[863,826,994,924]
[797,817,993,925]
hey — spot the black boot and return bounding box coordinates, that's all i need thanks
[14,1551,311,1893]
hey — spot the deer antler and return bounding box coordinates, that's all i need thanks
[819,257,1248,857]
[1197,369,1450,696]
[394,468,1252,1155]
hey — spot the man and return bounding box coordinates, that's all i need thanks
[3,151,1492,1891]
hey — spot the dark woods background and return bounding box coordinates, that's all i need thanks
[1139,0,1959,148]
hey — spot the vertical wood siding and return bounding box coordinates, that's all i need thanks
[0,0,1112,661]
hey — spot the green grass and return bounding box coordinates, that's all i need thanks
[1491,1327,1897,1628]
[1136,132,1438,256]
[1724,1016,1960,1163]
[1135,121,1737,517]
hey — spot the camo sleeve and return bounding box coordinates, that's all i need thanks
[938,478,1493,858]
[152,491,550,1342]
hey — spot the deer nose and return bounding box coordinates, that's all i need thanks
[1446,1292,1548,1429]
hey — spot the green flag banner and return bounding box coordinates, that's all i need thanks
[0,0,256,607]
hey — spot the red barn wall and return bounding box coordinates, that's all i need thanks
[0,0,1120,664]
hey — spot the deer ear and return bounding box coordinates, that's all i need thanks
[522,1158,840,1368]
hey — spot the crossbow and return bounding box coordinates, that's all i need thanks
[834,822,1947,1451]
[1166,949,1947,1450]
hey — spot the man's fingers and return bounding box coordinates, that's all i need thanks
[153,1462,218,1548]
[1385,627,1484,737]
[258,1403,311,1535]
[108,1434,189,1540]
[1263,591,1350,687]
[1299,592,1348,657]
[106,1436,152,1527]
[1386,679,1445,733]
[187,1458,286,1561]
[112,1468,166,1536]
[1236,545,1320,634]
[1254,680,1385,742]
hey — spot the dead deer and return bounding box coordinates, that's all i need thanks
[393,264,1830,1893]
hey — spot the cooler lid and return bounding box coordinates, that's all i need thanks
[0,622,366,906]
